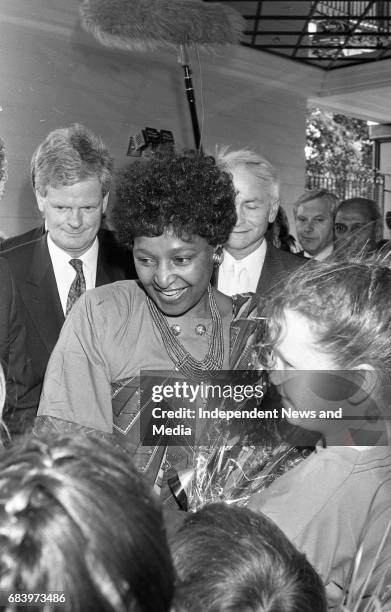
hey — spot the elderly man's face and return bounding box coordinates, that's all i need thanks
[295,199,334,257]
[334,203,377,253]
[225,165,278,260]
[36,178,108,257]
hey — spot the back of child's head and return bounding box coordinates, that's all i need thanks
[0,434,174,612]
[170,503,327,612]
[262,259,391,383]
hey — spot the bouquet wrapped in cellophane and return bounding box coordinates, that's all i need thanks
[186,378,315,511]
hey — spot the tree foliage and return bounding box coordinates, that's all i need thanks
[306,107,374,176]
[306,108,375,199]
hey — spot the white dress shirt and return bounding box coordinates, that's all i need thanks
[47,235,99,314]
[218,241,267,296]
[304,243,334,261]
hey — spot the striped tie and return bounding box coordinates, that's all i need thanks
[66,259,86,315]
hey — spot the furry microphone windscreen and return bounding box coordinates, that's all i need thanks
[79,0,245,52]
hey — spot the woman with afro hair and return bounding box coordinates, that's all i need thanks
[35,151,261,496]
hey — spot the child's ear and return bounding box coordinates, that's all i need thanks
[347,366,381,424]
[346,367,386,443]
[347,367,377,406]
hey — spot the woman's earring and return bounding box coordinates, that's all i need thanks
[213,246,224,267]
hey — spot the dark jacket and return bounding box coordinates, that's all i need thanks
[255,241,306,297]
[0,258,40,436]
[213,241,306,297]
[0,224,47,251]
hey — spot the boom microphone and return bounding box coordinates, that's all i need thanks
[79,0,244,52]
[79,0,244,149]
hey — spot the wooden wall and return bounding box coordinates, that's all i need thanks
[0,0,308,237]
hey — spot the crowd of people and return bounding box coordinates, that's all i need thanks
[0,123,390,611]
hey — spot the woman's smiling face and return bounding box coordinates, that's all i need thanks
[133,229,215,317]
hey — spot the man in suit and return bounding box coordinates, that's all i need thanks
[1,124,135,432]
[294,189,338,260]
[214,147,305,297]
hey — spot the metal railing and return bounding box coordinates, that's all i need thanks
[305,170,385,210]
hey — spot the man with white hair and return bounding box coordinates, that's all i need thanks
[215,148,305,296]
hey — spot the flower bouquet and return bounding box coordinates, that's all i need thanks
[186,379,315,511]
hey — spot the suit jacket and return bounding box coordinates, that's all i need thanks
[0,258,40,435]
[1,229,137,390]
[255,241,306,297]
[214,241,306,298]
[0,224,47,251]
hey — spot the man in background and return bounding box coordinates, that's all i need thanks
[1,124,136,432]
[334,197,381,255]
[294,189,338,260]
[215,147,304,297]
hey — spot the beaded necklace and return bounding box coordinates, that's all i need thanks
[146,285,224,380]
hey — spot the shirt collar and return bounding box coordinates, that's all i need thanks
[304,243,334,261]
[223,239,267,266]
[47,234,99,269]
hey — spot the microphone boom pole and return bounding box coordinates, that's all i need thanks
[179,45,201,151]
[79,0,244,152]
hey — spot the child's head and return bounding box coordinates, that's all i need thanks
[0,434,174,612]
[260,260,391,443]
[264,260,391,379]
[170,502,327,612]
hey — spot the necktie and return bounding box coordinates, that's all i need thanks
[66,259,86,315]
